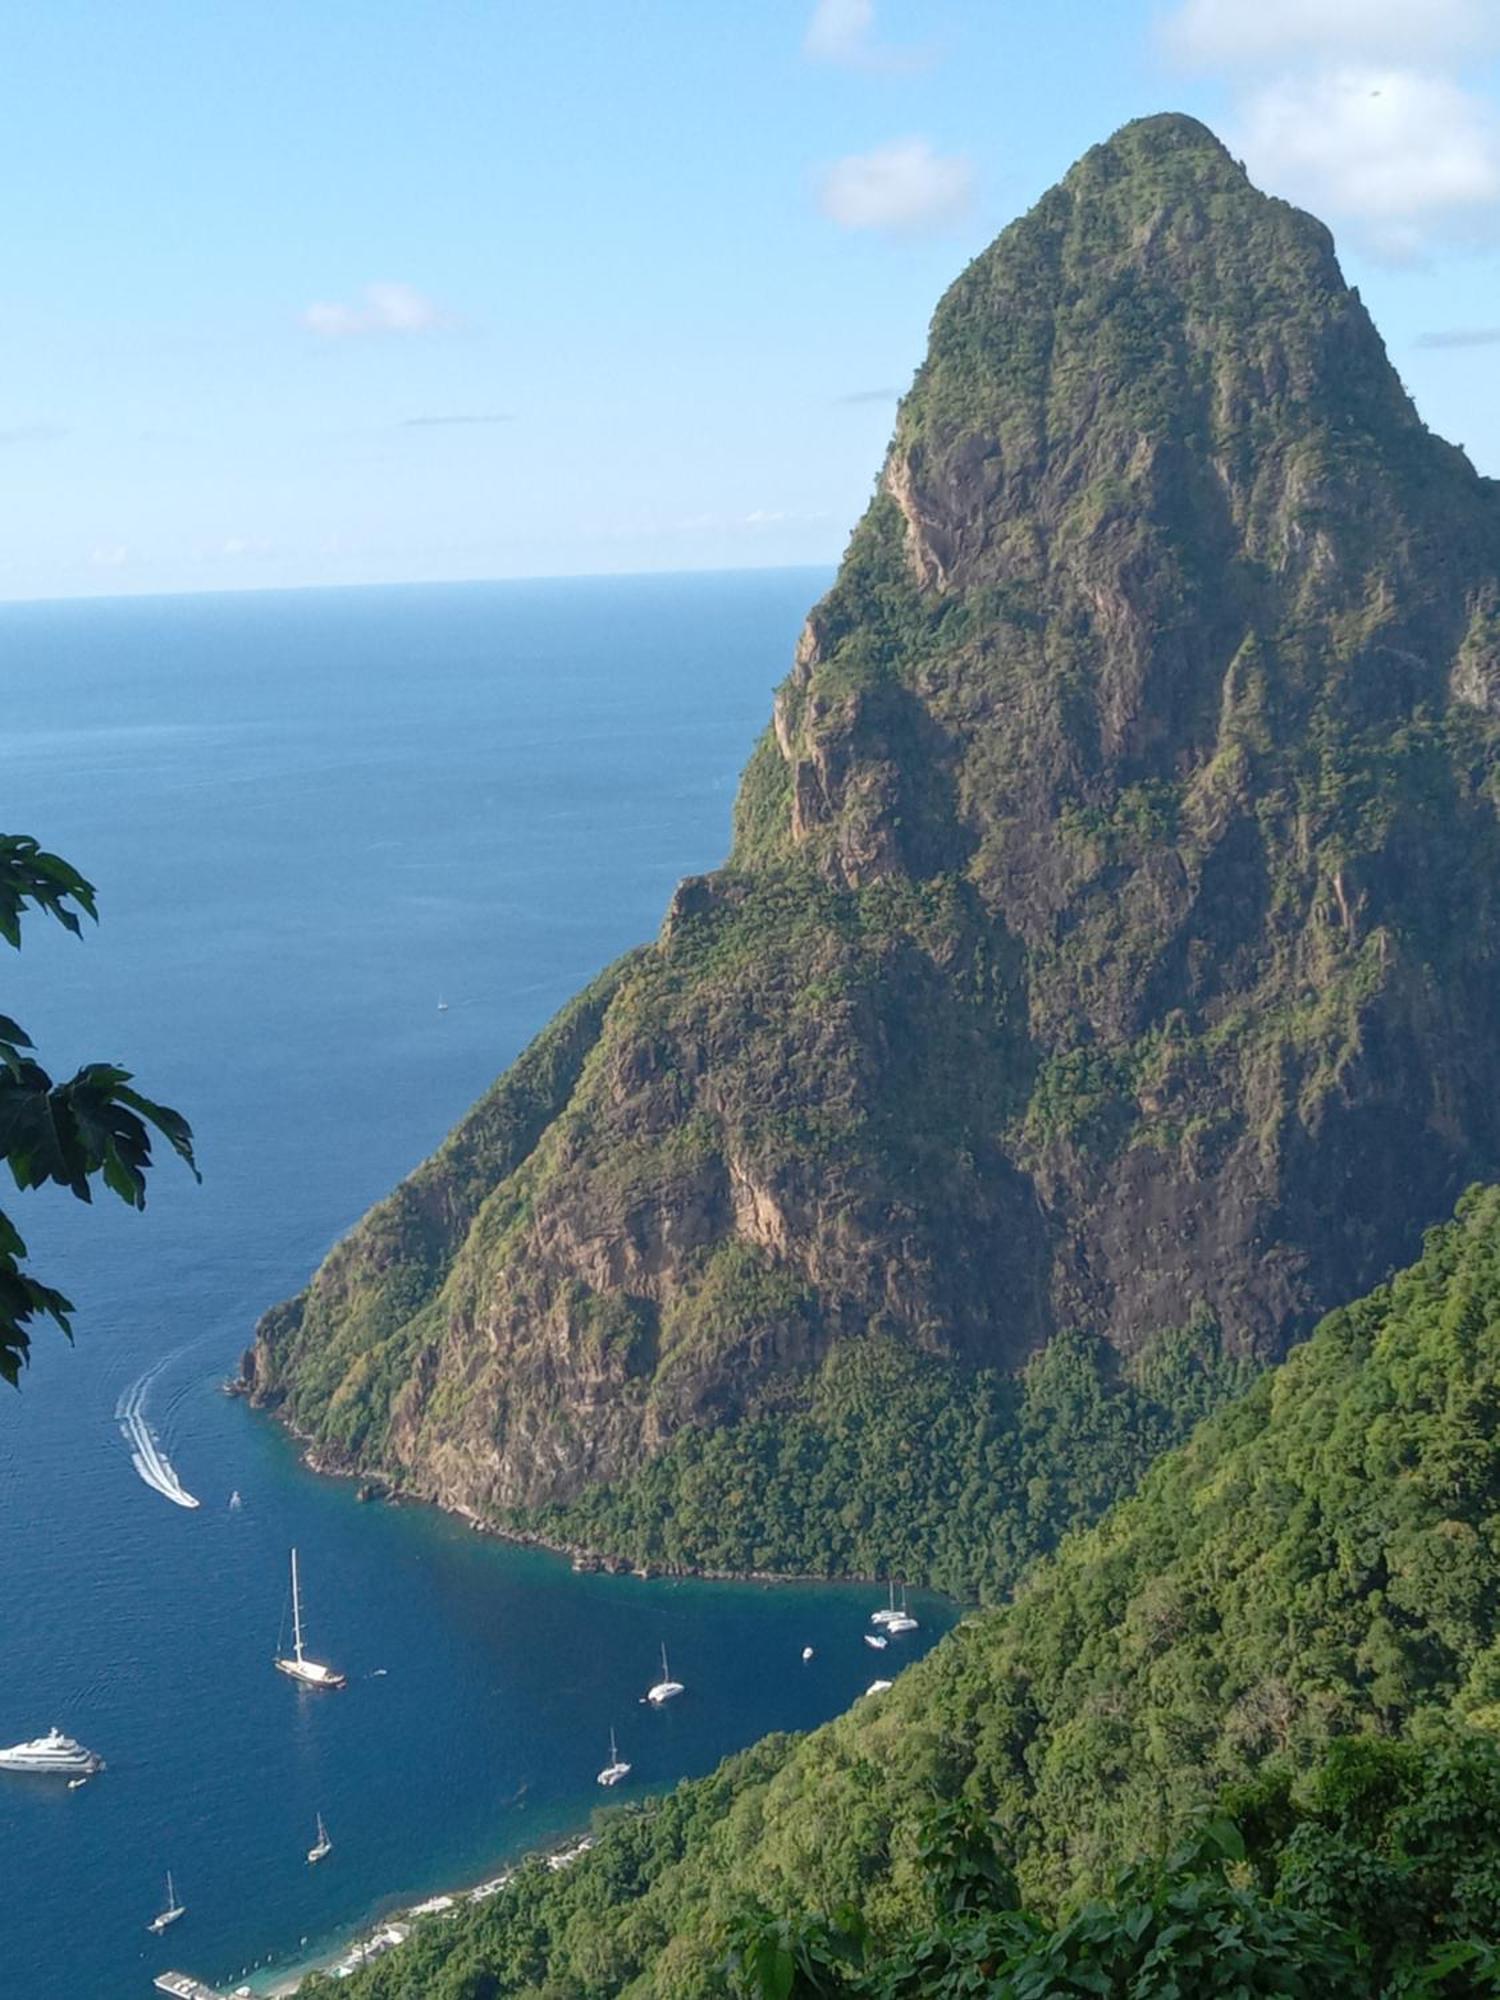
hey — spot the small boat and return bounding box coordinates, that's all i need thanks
[865,1679,893,1696]
[67,1776,89,1791]
[229,1489,243,1510]
[147,1871,186,1934]
[597,1729,632,1787]
[274,1548,347,1690]
[801,1646,814,1662]
[437,997,449,1013]
[308,1813,333,1864]
[864,1633,888,1651]
[0,1728,104,1777]
[644,1643,684,1705]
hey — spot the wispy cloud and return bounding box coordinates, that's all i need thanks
[819,138,974,234]
[399,412,513,428]
[1163,0,1492,66]
[301,282,450,339]
[834,387,900,405]
[1238,68,1500,259]
[1415,327,1500,349]
[0,422,67,445]
[1160,0,1500,259]
[803,0,932,73]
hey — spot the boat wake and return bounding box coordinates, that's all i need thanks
[115,1364,200,1509]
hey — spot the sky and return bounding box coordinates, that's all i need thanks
[2,0,1498,601]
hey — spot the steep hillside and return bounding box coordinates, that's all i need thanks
[247,113,1500,1567]
[308,1184,1500,1998]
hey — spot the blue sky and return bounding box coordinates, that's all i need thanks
[2,0,1498,600]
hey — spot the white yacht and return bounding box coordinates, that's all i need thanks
[0,1728,104,1776]
[274,1549,347,1690]
[864,1633,888,1650]
[801,1646,815,1662]
[596,1730,631,1787]
[644,1644,684,1705]
[864,1679,893,1696]
[147,1872,186,1934]
[308,1813,333,1865]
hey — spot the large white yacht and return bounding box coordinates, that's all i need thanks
[0,1728,104,1776]
[274,1548,347,1690]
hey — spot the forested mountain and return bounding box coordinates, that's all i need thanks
[247,111,1500,1588]
[307,1185,1500,1997]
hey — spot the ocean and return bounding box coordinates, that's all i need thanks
[0,574,956,2000]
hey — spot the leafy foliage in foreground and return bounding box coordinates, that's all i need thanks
[519,1320,1252,1602]
[303,1186,1500,1997]
[0,835,197,1384]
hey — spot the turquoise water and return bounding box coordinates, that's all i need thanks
[0,574,957,2000]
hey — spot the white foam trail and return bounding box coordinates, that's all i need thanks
[117,1361,201,1509]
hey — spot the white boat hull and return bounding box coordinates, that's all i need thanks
[275,1656,347,1690]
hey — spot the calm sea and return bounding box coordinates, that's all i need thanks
[0,574,956,2000]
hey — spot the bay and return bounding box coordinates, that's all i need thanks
[0,573,957,1999]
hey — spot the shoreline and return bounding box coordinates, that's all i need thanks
[232,1826,601,1997]
[234,1380,924,1593]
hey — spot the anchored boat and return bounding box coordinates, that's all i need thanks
[0,1727,104,1777]
[308,1812,333,1864]
[643,1643,683,1705]
[274,1548,347,1689]
[597,1729,631,1787]
[147,1871,186,1934]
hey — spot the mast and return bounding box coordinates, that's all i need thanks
[609,1729,617,1762]
[290,1548,305,1663]
[165,1872,175,1912]
[660,1643,669,1681]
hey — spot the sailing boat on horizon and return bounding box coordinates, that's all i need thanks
[274,1548,347,1690]
[308,1812,333,1864]
[596,1729,631,1787]
[147,1870,185,1934]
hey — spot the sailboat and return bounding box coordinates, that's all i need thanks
[147,1871,185,1934]
[596,1729,632,1787]
[308,1813,333,1864]
[643,1643,684,1705]
[871,1580,901,1627]
[885,1586,918,1636]
[274,1549,347,1689]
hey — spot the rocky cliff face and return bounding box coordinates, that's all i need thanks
[246,115,1500,1533]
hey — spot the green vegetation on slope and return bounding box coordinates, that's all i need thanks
[303,1185,1500,1997]
[518,1321,1252,1603]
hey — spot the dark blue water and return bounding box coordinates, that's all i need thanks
[0,574,956,2000]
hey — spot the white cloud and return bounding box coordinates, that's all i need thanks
[300,281,448,339]
[1164,0,1491,67]
[1238,67,1500,257]
[819,138,974,234]
[803,0,930,71]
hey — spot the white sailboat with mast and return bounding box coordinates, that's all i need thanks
[596,1729,631,1786]
[274,1548,347,1689]
[308,1812,333,1864]
[147,1871,185,1933]
[643,1643,683,1705]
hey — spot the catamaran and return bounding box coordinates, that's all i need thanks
[147,1872,185,1934]
[644,1644,683,1705]
[308,1812,333,1864]
[0,1727,104,1776]
[274,1548,347,1689]
[871,1580,902,1627]
[596,1730,631,1787]
[885,1586,918,1636]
